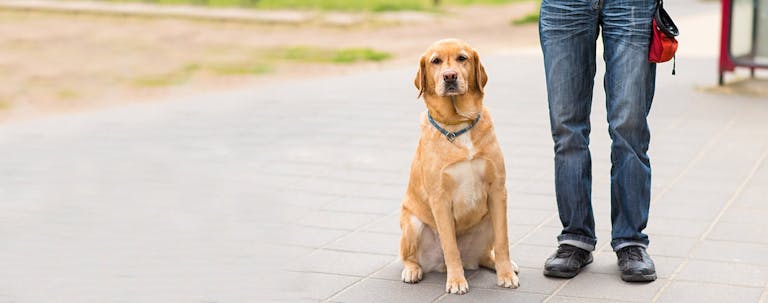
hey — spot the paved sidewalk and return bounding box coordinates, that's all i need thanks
[1,1,767,303]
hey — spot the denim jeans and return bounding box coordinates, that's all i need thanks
[539,0,656,251]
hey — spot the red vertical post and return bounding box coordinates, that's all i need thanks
[719,0,735,85]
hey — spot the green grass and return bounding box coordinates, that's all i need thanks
[56,89,80,100]
[207,62,272,75]
[511,10,538,25]
[273,46,391,63]
[130,63,203,87]
[101,0,525,11]
[130,46,389,87]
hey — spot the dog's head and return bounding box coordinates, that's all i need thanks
[414,39,487,99]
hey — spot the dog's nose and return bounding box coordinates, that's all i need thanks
[442,71,458,82]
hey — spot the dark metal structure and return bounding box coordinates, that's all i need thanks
[719,0,768,85]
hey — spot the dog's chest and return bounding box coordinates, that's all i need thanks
[444,134,487,218]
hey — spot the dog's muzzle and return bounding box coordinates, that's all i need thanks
[442,70,460,94]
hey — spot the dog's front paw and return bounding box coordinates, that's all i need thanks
[511,259,520,274]
[497,270,520,289]
[445,275,469,294]
[401,265,423,283]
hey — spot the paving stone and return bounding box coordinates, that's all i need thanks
[646,235,698,257]
[707,222,768,244]
[322,196,400,215]
[508,209,557,225]
[507,193,557,211]
[294,249,395,277]
[546,295,634,303]
[362,212,401,235]
[509,244,558,269]
[298,272,361,300]
[645,217,710,238]
[518,226,563,247]
[692,240,768,266]
[508,224,539,244]
[298,210,383,231]
[437,288,547,303]
[268,225,346,248]
[333,278,444,303]
[557,273,665,302]
[469,267,565,294]
[718,207,768,224]
[650,200,724,220]
[655,281,763,303]
[676,260,768,287]
[326,231,400,256]
[734,183,768,209]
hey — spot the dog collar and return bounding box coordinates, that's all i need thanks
[427,111,482,143]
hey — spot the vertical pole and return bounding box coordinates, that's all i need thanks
[719,0,736,86]
[750,0,759,62]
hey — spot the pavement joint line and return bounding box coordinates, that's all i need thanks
[313,207,399,216]
[322,259,397,303]
[670,255,768,268]
[510,213,559,248]
[760,282,768,303]
[648,120,735,207]
[672,278,768,289]
[319,247,398,257]
[287,269,368,279]
[302,207,400,256]
[650,141,768,303]
[553,294,638,303]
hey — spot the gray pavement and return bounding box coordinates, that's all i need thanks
[2,1,768,303]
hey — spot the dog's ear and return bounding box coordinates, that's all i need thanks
[473,49,488,94]
[414,55,427,99]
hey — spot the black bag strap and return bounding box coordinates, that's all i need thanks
[655,0,679,37]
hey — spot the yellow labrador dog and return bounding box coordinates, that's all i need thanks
[399,39,519,295]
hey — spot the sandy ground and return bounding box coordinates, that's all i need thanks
[0,3,539,122]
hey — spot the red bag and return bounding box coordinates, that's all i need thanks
[649,0,679,73]
[649,19,678,63]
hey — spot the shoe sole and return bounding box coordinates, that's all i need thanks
[621,273,657,282]
[543,257,593,279]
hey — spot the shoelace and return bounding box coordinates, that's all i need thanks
[556,246,578,258]
[619,247,644,261]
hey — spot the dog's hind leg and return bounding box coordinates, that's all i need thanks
[400,208,424,283]
[479,249,495,270]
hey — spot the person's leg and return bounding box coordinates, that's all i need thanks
[540,0,601,252]
[600,0,656,251]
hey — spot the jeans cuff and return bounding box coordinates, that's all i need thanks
[557,234,597,252]
[612,241,649,251]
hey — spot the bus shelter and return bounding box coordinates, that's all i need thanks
[719,0,768,85]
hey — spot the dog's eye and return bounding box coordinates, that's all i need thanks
[431,57,442,64]
[457,55,468,62]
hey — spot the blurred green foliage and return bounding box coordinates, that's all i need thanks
[130,46,391,87]
[274,47,391,63]
[511,10,538,25]
[104,0,522,11]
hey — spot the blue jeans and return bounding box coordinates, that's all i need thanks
[539,0,656,251]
